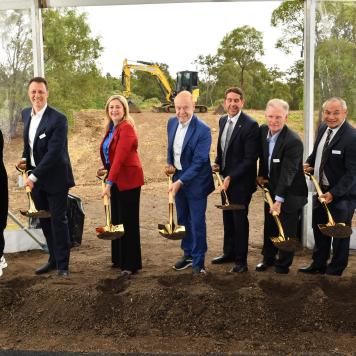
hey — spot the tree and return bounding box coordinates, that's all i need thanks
[218,26,264,88]
[193,54,218,107]
[271,0,304,55]
[42,9,106,119]
[0,10,32,138]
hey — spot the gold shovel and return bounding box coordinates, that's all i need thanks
[305,173,352,238]
[95,175,125,240]
[259,184,301,252]
[16,167,51,218]
[158,175,186,240]
[213,172,245,210]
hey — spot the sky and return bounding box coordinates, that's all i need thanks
[84,1,301,78]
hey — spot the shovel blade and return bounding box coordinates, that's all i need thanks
[96,224,125,240]
[318,224,352,238]
[20,209,51,218]
[158,223,185,240]
[270,236,301,252]
[215,204,245,211]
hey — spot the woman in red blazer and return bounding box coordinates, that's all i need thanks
[98,95,144,275]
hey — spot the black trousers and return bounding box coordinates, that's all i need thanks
[32,187,71,270]
[261,203,302,269]
[110,184,142,272]
[221,191,252,266]
[0,230,4,258]
[312,197,354,275]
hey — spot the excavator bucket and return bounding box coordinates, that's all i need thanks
[128,100,141,113]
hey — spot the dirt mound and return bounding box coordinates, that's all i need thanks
[1,110,356,354]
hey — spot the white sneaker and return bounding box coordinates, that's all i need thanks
[0,256,7,269]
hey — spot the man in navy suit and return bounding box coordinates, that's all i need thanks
[211,87,259,272]
[256,99,307,274]
[165,91,214,275]
[299,97,356,276]
[18,77,75,277]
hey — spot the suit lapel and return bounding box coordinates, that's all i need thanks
[182,115,196,153]
[271,125,287,159]
[33,107,49,145]
[326,121,347,151]
[226,112,245,150]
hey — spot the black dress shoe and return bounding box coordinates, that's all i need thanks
[230,264,248,273]
[211,255,234,264]
[57,270,69,277]
[275,266,289,274]
[255,261,275,272]
[35,262,56,275]
[298,265,326,274]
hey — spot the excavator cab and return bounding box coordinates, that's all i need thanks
[176,71,199,93]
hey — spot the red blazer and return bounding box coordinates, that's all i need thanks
[100,120,144,191]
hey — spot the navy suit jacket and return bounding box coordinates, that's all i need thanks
[306,121,356,205]
[22,106,75,194]
[215,111,260,204]
[167,114,214,199]
[259,124,307,212]
[0,129,8,229]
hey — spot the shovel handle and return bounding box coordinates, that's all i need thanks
[168,175,174,204]
[213,172,230,205]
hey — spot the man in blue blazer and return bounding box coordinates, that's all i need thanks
[165,91,214,275]
[299,97,356,276]
[212,87,260,272]
[18,77,75,277]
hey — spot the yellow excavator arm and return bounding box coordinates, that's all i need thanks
[122,59,174,104]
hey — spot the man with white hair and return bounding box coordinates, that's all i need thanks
[256,98,307,274]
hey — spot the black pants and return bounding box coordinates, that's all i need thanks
[261,203,302,270]
[222,191,252,266]
[110,184,142,272]
[312,197,353,275]
[32,187,71,270]
[0,230,4,258]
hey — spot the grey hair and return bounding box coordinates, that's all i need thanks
[322,97,347,111]
[265,98,289,115]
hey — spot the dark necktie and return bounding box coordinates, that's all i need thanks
[318,128,333,183]
[222,119,233,170]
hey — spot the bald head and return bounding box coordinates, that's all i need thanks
[174,90,195,123]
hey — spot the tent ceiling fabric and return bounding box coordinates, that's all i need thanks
[0,0,254,11]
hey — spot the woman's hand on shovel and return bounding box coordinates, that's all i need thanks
[101,183,112,198]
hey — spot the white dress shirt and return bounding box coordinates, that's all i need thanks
[173,116,192,170]
[28,104,47,182]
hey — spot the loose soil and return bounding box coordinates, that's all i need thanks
[1,110,355,355]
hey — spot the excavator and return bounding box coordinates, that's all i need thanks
[122,58,208,113]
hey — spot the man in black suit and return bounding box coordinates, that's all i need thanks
[256,99,307,274]
[211,87,259,272]
[299,97,356,276]
[18,77,75,277]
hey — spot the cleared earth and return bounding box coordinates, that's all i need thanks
[1,109,355,355]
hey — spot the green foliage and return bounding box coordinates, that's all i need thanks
[42,9,119,120]
[0,10,32,137]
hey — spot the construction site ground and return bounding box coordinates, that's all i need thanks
[1,110,355,355]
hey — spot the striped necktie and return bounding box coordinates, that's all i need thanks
[222,119,234,170]
[318,128,333,183]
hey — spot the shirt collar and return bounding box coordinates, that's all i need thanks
[227,111,241,123]
[31,104,47,118]
[179,115,193,128]
[267,128,282,143]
